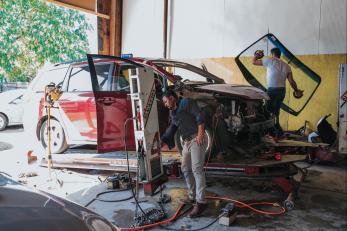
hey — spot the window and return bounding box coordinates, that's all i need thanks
[9,94,24,105]
[169,67,208,82]
[32,67,67,92]
[111,65,132,92]
[68,64,113,92]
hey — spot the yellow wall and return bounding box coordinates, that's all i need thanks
[185,54,347,132]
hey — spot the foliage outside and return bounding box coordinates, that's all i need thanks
[0,0,92,82]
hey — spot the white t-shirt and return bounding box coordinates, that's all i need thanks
[262,57,291,88]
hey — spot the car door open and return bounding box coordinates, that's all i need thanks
[87,54,143,153]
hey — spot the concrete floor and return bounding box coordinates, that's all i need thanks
[1,126,347,230]
[66,164,347,231]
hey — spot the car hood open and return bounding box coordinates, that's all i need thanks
[196,84,269,100]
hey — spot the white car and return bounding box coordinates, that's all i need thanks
[0,89,26,131]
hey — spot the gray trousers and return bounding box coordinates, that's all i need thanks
[181,137,207,204]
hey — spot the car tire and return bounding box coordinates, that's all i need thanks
[174,127,213,158]
[40,119,68,154]
[0,113,8,131]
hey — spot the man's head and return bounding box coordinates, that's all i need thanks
[162,90,178,110]
[271,47,281,58]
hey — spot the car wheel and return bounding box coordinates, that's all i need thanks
[40,119,68,154]
[0,113,8,131]
[174,127,212,158]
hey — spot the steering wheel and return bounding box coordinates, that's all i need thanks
[183,79,190,82]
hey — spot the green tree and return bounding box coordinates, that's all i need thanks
[0,0,92,82]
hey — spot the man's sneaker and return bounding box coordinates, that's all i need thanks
[187,203,207,218]
[178,196,195,205]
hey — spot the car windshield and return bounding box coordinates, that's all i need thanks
[235,34,321,116]
[151,60,225,84]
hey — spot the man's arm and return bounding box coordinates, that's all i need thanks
[188,99,205,145]
[160,122,178,149]
[196,123,205,146]
[252,57,263,66]
[253,50,264,66]
[287,72,304,96]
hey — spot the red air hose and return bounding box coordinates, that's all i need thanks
[119,204,185,231]
[118,196,286,230]
[206,196,286,216]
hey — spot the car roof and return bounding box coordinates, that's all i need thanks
[62,57,225,84]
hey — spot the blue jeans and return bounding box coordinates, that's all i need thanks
[267,87,286,130]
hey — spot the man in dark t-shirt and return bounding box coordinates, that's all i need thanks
[161,90,207,218]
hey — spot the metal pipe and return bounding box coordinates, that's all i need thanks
[163,0,168,58]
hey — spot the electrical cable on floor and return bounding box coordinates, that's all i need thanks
[85,188,133,207]
[123,117,151,221]
[206,196,286,215]
[119,204,185,231]
[159,213,224,231]
[117,195,286,230]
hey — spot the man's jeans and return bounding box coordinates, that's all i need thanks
[267,87,286,130]
[181,137,207,204]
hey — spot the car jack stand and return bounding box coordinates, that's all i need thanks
[44,83,63,181]
[273,166,307,210]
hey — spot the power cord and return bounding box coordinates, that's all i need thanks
[118,195,286,230]
[123,117,151,222]
[159,212,223,231]
[85,188,133,207]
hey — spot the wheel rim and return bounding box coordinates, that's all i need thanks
[42,120,64,153]
[0,116,5,128]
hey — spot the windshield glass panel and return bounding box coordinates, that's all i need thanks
[168,66,208,82]
[235,34,321,116]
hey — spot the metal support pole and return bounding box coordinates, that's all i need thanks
[47,105,52,181]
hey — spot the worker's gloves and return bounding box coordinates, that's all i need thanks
[254,50,264,59]
[293,89,304,99]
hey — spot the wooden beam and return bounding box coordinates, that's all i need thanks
[98,17,110,55]
[47,0,110,19]
[109,0,122,56]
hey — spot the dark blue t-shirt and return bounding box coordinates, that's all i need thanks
[161,98,204,146]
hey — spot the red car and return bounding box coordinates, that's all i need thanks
[24,55,273,155]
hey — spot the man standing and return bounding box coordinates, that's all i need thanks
[253,47,303,131]
[160,90,207,218]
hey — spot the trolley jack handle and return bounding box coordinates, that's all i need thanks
[43,83,63,180]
